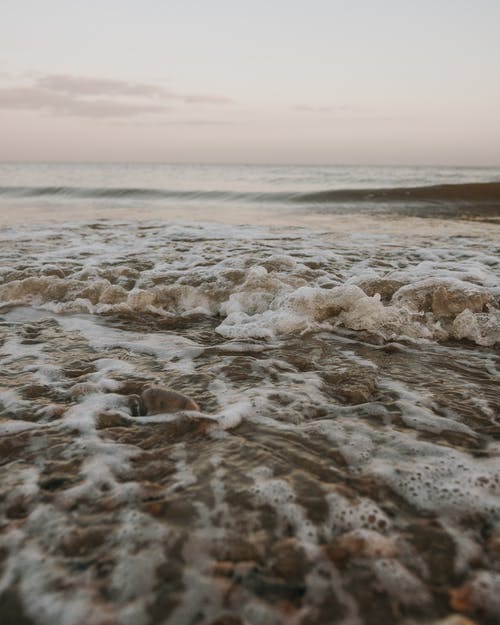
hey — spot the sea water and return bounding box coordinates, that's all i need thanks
[0,163,499,625]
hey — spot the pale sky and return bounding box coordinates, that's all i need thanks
[1,0,499,165]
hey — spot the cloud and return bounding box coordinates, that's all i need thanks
[37,74,166,98]
[0,74,232,118]
[37,74,231,103]
[293,104,397,122]
[295,104,357,113]
[0,86,171,117]
[183,94,232,104]
[111,119,236,128]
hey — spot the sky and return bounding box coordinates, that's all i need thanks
[1,0,500,165]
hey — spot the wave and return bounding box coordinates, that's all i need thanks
[0,185,295,203]
[0,269,498,346]
[1,181,499,205]
[298,181,500,203]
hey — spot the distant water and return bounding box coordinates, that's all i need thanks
[0,162,499,220]
[0,162,499,625]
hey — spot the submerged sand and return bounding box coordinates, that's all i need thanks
[0,210,499,625]
[0,200,498,240]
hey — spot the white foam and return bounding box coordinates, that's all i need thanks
[0,222,498,346]
[165,442,198,493]
[453,308,500,346]
[57,315,204,373]
[250,470,319,557]
[0,419,48,435]
[379,379,477,436]
[17,545,105,625]
[371,558,431,607]
[0,218,499,623]
[0,336,45,364]
[324,490,393,537]
[110,510,170,624]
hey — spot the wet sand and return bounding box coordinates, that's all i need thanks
[0,200,499,240]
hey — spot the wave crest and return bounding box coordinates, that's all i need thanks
[1,268,498,346]
[1,180,499,206]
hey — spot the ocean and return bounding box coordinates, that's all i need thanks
[1,162,500,222]
[0,162,499,625]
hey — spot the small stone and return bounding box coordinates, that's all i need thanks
[211,537,260,563]
[435,616,478,625]
[61,528,107,557]
[213,561,237,578]
[450,572,500,618]
[271,538,308,579]
[324,541,349,565]
[143,501,165,517]
[487,528,500,556]
[99,496,122,512]
[206,617,243,625]
[137,386,200,415]
[450,584,475,614]
[139,480,164,500]
[6,499,29,519]
[337,530,399,559]
[39,475,73,490]
[95,412,131,429]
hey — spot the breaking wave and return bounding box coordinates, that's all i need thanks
[1,180,499,207]
[0,220,498,346]
[0,185,295,203]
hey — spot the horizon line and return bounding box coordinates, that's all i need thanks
[1,159,499,169]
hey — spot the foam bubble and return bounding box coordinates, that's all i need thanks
[250,472,319,556]
[324,491,392,536]
[0,225,498,346]
[452,308,500,346]
[371,558,431,607]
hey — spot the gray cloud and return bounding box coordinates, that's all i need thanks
[0,86,171,117]
[37,74,232,103]
[0,74,232,118]
[37,74,166,98]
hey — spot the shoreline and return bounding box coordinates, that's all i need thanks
[0,203,498,239]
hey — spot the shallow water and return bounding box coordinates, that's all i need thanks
[0,216,499,625]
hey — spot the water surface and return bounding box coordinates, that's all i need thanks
[0,164,499,625]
